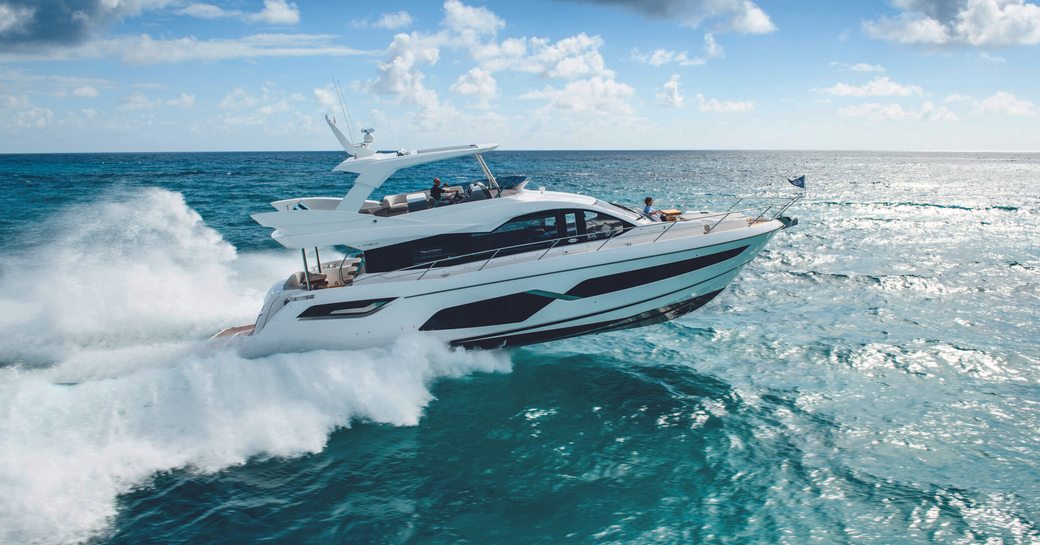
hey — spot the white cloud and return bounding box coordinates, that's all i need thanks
[975,91,1037,115]
[16,107,53,128]
[817,76,924,97]
[313,85,339,111]
[1,94,53,128]
[0,33,372,64]
[521,76,635,115]
[838,101,957,121]
[944,93,973,103]
[850,62,886,72]
[178,3,238,19]
[0,67,112,98]
[72,85,99,97]
[451,67,498,105]
[247,0,300,25]
[166,92,195,108]
[374,11,413,29]
[631,33,724,66]
[213,84,310,127]
[352,11,414,30]
[365,31,442,110]
[576,0,776,34]
[477,33,614,79]
[978,51,1006,62]
[722,1,775,33]
[176,0,299,25]
[864,0,1040,47]
[656,74,684,108]
[220,87,259,110]
[0,3,34,34]
[696,93,754,112]
[119,92,159,110]
[444,0,504,46]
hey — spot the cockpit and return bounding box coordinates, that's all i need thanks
[359,175,530,217]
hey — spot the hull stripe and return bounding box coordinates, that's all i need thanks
[449,258,754,346]
[454,289,725,349]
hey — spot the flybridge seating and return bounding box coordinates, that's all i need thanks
[360,175,529,217]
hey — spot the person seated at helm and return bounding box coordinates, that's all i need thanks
[430,178,459,205]
[643,196,663,221]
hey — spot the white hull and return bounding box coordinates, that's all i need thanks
[246,221,781,351]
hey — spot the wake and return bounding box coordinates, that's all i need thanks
[0,188,512,545]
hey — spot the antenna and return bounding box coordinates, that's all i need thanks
[333,79,355,146]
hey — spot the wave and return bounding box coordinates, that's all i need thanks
[814,200,1021,212]
[785,271,960,294]
[0,188,513,545]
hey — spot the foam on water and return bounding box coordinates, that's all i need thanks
[0,189,512,545]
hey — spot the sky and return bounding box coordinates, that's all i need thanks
[1,0,1039,152]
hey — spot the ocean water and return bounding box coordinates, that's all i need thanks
[0,150,1038,545]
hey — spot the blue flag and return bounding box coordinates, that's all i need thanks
[788,175,806,189]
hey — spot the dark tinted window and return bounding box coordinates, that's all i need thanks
[363,209,633,273]
[583,210,630,238]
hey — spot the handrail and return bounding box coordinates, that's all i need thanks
[352,196,799,284]
[705,199,743,234]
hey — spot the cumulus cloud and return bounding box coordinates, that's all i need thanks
[246,0,300,25]
[975,90,1036,115]
[313,85,339,111]
[476,33,614,79]
[631,33,724,66]
[375,11,413,29]
[365,31,442,110]
[444,0,504,43]
[214,84,308,126]
[521,76,635,114]
[817,76,924,97]
[696,93,754,112]
[0,94,53,128]
[451,67,498,106]
[838,100,958,121]
[656,74,684,107]
[566,0,776,33]
[864,0,1040,47]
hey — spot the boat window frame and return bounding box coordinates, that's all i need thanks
[361,208,634,273]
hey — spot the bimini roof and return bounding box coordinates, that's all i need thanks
[333,143,499,212]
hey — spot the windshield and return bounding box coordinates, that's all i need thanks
[603,200,645,222]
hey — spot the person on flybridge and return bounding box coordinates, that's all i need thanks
[431,178,459,205]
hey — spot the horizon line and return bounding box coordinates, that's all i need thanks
[3,148,1040,155]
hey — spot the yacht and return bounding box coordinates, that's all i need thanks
[216,122,800,350]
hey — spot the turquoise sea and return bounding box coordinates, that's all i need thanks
[0,151,1038,544]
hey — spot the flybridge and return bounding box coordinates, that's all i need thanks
[324,116,500,212]
[332,142,500,212]
[249,120,517,251]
